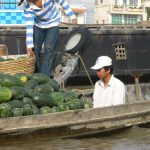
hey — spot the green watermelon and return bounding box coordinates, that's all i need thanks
[40,106,51,114]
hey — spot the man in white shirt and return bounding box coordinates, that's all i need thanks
[91,56,125,108]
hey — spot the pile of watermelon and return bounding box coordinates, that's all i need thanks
[0,72,92,118]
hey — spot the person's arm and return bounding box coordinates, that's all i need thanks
[24,9,35,56]
[55,0,77,24]
[112,83,126,105]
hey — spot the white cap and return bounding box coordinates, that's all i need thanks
[91,56,112,70]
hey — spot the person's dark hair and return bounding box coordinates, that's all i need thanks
[18,0,24,6]
[18,0,32,6]
[103,65,113,74]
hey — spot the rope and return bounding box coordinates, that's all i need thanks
[71,88,94,101]
[72,88,86,99]
[77,54,94,88]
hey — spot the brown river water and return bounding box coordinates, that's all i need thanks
[0,126,150,150]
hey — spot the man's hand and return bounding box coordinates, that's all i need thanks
[72,18,77,24]
[27,48,34,57]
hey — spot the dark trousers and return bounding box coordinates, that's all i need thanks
[33,25,59,76]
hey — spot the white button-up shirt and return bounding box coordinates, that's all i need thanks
[93,75,125,108]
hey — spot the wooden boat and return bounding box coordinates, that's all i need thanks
[0,24,150,139]
[0,83,150,140]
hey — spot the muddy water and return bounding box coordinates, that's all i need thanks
[0,126,150,150]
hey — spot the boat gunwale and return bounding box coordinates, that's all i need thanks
[0,100,150,135]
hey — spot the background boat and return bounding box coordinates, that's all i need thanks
[0,24,150,85]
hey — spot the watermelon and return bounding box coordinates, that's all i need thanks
[31,73,50,84]
[34,84,53,94]
[12,108,23,117]
[0,87,12,103]
[50,92,64,105]
[0,103,12,118]
[40,106,51,114]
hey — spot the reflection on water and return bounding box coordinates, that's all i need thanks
[0,126,150,150]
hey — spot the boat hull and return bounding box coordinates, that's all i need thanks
[1,100,150,139]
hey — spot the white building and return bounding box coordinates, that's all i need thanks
[94,0,147,24]
[60,5,87,24]
[142,0,150,20]
[69,0,95,24]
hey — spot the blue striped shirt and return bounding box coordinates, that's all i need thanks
[24,0,76,49]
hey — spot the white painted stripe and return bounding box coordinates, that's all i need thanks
[36,22,59,28]
[25,21,34,25]
[26,37,33,41]
[27,44,34,49]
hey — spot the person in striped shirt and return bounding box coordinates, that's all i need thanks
[19,0,77,76]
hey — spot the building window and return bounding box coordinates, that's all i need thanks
[112,14,139,25]
[129,0,138,6]
[124,15,138,24]
[112,14,123,24]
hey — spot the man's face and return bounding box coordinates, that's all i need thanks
[96,67,110,80]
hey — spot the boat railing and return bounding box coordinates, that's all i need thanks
[60,23,150,30]
[1,23,150,31]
